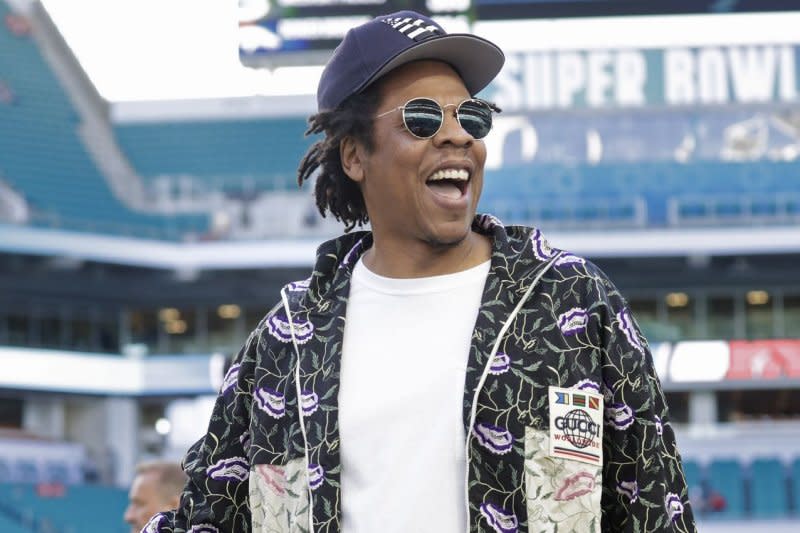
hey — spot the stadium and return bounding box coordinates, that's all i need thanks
[1,0,799,531]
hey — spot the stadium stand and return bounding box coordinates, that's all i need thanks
[0,513,31,533]
[5,0,800,239]
[682,458,703,504]
[678,455,800,521]
[0,2,209,240]
[707,459,746,518]
[793,457,800,514]
[480,160,800,228]
[0,482,127,533]
[114,118,311,191]
[750,457,790,518]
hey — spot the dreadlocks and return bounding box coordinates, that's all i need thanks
[297,88,381,232]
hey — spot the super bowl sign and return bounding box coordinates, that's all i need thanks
[486,45,800,111]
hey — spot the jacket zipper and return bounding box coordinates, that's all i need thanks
[281,288,315,533]
[462,251,563,532]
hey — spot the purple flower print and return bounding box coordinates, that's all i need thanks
[143,514,166,533]
[339,236,368,270]
[616,308,644,354]
[187,526,220,533]
[666,492,684,521]
[476,213,502,231]
[286,278,311,292]
[555,253,585,267]
[221,363,240,395]
[301,389,319,416]
[255,387,286,419]
[574,379,600,395]
[480,502,518,533]
[605,403,635,430]
[558,307,589,336]
[266,311,314,344]
[240,433,251,455]
[617,480,639,503]
[489,352,511,375]
[474,422,514,455]
[531,228,556,261]
[207,457,249,482]
[308,463,325,491]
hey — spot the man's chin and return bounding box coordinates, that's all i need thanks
[424,225,471,249]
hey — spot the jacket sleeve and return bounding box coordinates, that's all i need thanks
[590,270,697,533]
[142,325,261,533]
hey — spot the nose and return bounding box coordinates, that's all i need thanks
[123,505,134,524]
[433,105,473,148]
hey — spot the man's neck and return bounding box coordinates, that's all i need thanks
[361,231,491,278]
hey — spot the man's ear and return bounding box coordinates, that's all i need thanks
[340,135,365,183]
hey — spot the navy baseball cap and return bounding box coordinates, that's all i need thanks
[316,11,505,112]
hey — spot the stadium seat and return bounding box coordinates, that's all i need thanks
[749,457,789,518]
[681,459,703,508]
[0,482,127,533]
[707,459,746,518]
[0,7,209,242]
[750,198,778,218]
[677,201,708,220]
[714,201,744,219]
[0,513,33,533]
[0,458,11,482]
[791,457,800,515]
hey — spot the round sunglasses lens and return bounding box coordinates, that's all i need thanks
[403,99,442,138]
[457,101,492,139]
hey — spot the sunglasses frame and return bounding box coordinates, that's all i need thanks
[375,97,494,140]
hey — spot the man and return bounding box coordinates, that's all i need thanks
[124,461,186,533]
[146,11,696,533]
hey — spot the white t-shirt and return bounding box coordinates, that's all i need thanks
[339,257,490,533]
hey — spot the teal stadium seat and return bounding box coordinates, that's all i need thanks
[792,458,800,514]
[0,483,128,533]
[707,459,745,518]
[0,514,33,533]
[681,459,703,509]
[750,457,789,518]
[750,198,778,218]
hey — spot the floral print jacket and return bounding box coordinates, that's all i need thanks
[146,215,696,533]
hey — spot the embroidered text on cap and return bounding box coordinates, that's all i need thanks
[382,16,442,41]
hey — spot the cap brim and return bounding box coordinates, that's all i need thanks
[354,33,505,97]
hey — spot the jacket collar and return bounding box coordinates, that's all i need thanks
[294,214,559,314]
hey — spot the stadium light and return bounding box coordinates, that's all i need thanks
[665,292,689,308]
[158,308,180,322]
[217,304,241,319]
[155,418,172,436]
[746,290,770,306]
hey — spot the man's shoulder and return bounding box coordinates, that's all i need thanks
[486,220,613,293]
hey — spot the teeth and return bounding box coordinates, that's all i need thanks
[428,168,469,182]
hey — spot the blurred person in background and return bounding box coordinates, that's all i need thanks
[145,11,696,533]
[123,461,186,533]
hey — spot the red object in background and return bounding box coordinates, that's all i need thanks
[708,491,726,512]
[4,13,31,36]
[36,483,66,498]
[0,80,17,105]
[727,340,800,380]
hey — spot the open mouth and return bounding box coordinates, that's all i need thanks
[426,168,469,200]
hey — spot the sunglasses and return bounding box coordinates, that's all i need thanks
[375,97,494,140]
